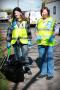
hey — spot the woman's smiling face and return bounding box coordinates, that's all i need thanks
[42,9,48,19]
[14,10,22,19]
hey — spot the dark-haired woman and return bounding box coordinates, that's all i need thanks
[7,7,32,74]
[36,7,59,79]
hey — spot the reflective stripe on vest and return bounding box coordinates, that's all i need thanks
[37,17,56,46]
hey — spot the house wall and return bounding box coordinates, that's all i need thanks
[46,1,60,24]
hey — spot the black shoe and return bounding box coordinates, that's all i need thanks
[24,67,30,73]
[46,76,53,80]
[38,74,46,78]
[24,67,32,75]
[27,70,32,75]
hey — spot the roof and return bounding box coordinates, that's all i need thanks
[42,0,60,3]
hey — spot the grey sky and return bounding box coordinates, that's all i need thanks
[0,0,42,11]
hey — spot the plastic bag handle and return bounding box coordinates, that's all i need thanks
[7,47,11,57]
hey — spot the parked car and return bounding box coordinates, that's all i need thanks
[30,11,41,25]
[25,11,41,25]
[0,12,9,21]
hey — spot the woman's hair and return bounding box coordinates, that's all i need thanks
[40,7,50,16]
[12,7,26,21]
[12,7,22,19]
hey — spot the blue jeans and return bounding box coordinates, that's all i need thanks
[13,44,29,64]
[38,45,54,76]
[13,44,30,72]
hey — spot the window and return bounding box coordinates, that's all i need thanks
[53,6,56,15]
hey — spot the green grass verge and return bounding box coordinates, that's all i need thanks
[0,31,9,90]
[0,78,9,90]
[0,72,9,90]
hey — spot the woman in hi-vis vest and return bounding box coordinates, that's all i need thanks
[7,7,32,75]
[36,7,59,79]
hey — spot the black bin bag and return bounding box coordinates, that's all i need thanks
[0,54,24,83]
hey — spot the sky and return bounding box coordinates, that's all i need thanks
[19,0,42,11]
[0,0,42,11]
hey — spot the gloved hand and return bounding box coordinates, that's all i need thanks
[28,40,32,46]
[36,36,42,41]
[49,35,55,42]
[12,21,17,28]
[28,40,33,48]
[7,42,11,48]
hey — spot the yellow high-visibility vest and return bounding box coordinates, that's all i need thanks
[11,21,28,45]
[36,16,56,46]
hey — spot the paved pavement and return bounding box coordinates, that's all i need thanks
[9,34,60,90]
[0,24,60,90]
